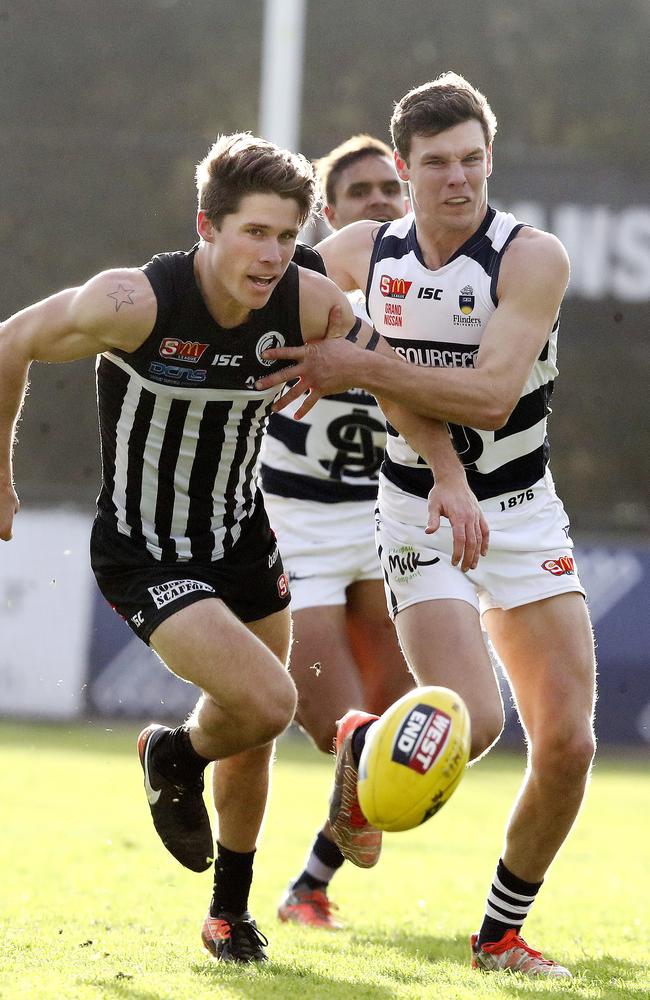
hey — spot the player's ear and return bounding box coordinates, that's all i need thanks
[197,210,216,242]
[323,203,336,229]
[394,150,409,183]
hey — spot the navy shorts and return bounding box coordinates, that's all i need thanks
[90,499,291,645]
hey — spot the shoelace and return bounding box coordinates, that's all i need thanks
[229,919,269,959]
[487,932,554,966]
[297,891,339,918]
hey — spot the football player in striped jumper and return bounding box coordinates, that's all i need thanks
[257,75,596,977]
[268,136,417,930]
[0,132,485,963]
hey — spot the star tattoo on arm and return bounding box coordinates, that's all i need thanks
[107,284,136,312]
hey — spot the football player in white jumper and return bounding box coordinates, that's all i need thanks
[257,74,596,978]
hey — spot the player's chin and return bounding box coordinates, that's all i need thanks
[245,277,276,303]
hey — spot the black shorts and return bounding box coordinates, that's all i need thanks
[90,499,291,646]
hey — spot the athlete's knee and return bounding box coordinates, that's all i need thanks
[267,676,298,738]
[532,725,596,782]
[468,704,505,761]
[304,718,337,755]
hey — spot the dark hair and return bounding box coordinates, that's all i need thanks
[391,72,497,162]
[315,134,394,206]
[196,132,318,228]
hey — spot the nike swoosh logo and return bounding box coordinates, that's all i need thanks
[143,732,161,805]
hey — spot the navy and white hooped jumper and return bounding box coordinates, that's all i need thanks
[366,206,559,504]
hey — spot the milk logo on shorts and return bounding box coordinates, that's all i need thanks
[392,705,451,774]
[256,331,286,367]
[387,544,440,584]
[542,555,576,577]
[147,579,215,609]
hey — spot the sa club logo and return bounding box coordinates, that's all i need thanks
[459,284,475,315]
[256,331,286,367]
[380,275,412,299]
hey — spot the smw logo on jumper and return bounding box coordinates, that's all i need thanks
[256,331,286,367]
[380,275,412,299]
[387,545,439,583]
[159,338,208,362]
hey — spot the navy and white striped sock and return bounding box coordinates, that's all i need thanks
[477,858,542,948]
[293,831,344,891]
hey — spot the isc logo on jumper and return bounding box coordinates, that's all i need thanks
[159,338,208,362]
[392,705,451,773]
[211,353,243,367]
[542,555,576,576]
[380,275,412,299]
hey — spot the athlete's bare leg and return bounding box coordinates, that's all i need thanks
[209,609,293,852]
[290,604,368,753]
[287,591,412,859]
[484,592,596,882]
[150,600,295,761]
[345,578,414,714]
[395,598,505,760]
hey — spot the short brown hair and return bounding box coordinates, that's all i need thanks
[196,132,318,228]
[391,72,497,162]
[315,134,394,207]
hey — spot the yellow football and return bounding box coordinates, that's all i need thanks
[357,686,471,832]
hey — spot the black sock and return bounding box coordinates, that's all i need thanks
[153,725,210,785]
[210,842,255,918]
[351,721,375,767]
[294,872,327,891]
[477,858,542,948]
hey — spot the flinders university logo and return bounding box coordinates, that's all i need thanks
[459,284,475,314]
[454,285,481,327]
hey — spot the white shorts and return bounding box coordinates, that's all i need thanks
[376,470,585,620]
[264,494,381,611]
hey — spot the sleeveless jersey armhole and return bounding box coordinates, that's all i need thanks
[365,222,390,324]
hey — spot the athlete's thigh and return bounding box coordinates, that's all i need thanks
[484,593,596,742]
[150,598,289,708]
[246,606,292,666]
[290,604,366,743]
[345,578,414,713]
[395,598,503,728]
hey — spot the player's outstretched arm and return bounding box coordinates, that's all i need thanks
[261,269,382,418]
[257,230,569,429]
[0,268,156,540]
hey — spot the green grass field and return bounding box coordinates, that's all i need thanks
[0,722,647,1000]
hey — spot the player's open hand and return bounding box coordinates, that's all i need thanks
[256,306,363,419]
[425,478,489,572]
[0,483,20,541]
